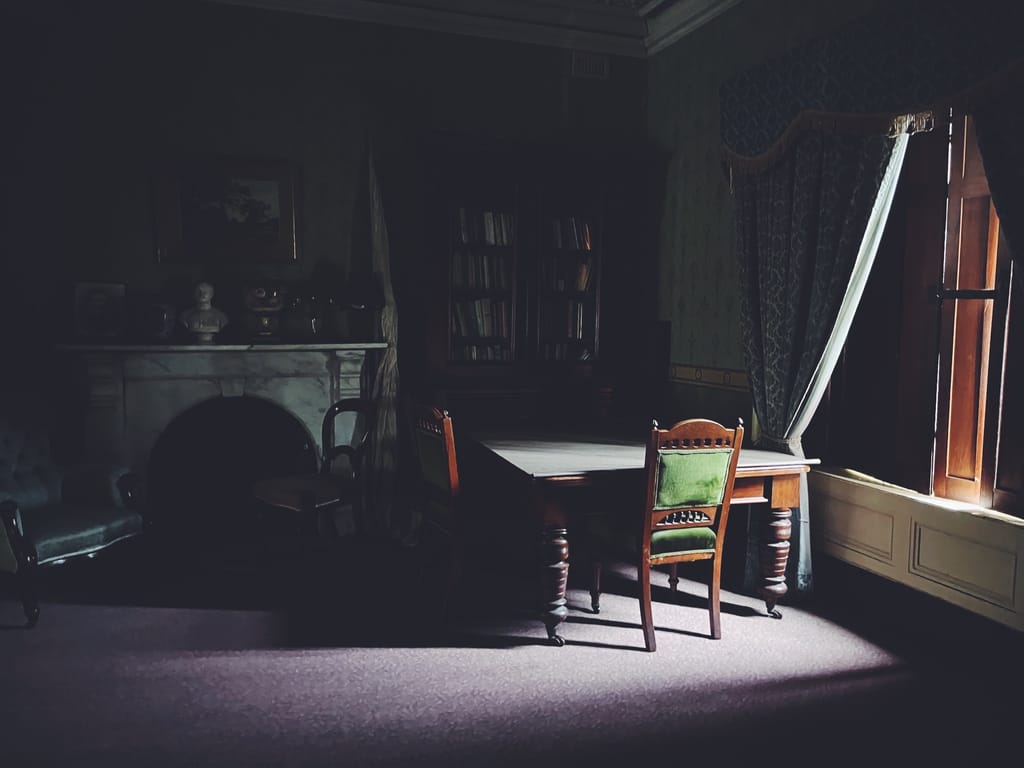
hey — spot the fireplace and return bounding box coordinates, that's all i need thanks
[61,343,387,518]
[147,394,318,539]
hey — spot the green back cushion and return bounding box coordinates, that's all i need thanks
[654,448,733,510]
[415,430,451,493]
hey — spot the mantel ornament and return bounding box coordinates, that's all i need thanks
[180,282,228,343]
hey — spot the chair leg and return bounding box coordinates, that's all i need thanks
[18,559,40,628]
[590,559,601,614]
[444,534,462,620]
[708,559,722,640]
[668,563,678,593]
[417,523,459,628]
[638,560,655,652]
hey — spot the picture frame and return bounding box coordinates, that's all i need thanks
[73,281,127,339]
[154,155,299,264]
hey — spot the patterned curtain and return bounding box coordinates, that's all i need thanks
[365,139,402,538]
[733,129,908,594]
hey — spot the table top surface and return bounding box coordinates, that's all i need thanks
[473,431,819,479]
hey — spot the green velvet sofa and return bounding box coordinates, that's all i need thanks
[0,400,144,627]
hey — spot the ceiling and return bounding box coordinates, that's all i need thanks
[206,0,744,57]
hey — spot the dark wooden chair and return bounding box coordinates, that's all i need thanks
[411,405,462,617]
[592,417,743,650]
[252,398,376,544]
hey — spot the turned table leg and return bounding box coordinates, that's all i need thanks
[540,526,569,646]
[759,504,792,618]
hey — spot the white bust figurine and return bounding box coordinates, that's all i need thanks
[180,282,228,343]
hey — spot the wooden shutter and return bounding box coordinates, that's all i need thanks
[934,112,1001,505]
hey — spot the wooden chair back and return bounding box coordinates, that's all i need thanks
[412,406,460,525]
[642,417,744,566]
[320,398,376,481]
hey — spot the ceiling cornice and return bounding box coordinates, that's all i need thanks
[204,0,741,58]
[644,0,743,55]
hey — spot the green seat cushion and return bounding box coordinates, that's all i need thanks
[654,448,733,509]
[21,503,143,564]
[650,526,717,557]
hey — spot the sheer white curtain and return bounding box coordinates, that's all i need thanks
[789,132,910,439]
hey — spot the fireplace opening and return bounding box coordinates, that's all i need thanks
[147,396,317,550]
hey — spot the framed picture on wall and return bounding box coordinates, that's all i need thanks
[154,155,299,264]
[73,281,127,339]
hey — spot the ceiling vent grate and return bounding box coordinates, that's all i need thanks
[571,50,610,80]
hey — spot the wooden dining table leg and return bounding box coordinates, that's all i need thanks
[759,504,791,618]
[535,483,570,646]
[541,526,569,646]
[756,473,801,619]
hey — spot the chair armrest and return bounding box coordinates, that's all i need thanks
[0,499,38,574]
[61,464,141,509]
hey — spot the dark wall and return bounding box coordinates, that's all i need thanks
[1,0,646,395]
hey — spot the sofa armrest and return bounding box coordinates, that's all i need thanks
[61,464,141,509]
[0,499,38,575]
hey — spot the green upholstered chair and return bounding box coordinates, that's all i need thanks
[411,405,462,617]
[0,400,144,627]
[593,417,743,650]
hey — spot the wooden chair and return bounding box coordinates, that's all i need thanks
[593,417,743,650]
[252,398,376,544]
[410,405,462,617]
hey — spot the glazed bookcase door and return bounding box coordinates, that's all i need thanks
[446,192,518,365]
[535,187,601,365]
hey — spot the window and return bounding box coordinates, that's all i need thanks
[817,109,1022,517]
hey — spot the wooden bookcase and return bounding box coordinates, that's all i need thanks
[534,184,601,366]
[413,134,659,430]
[446,196,519,365]
[439,175,604,374]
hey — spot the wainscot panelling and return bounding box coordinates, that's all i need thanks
[810,469,1024,632]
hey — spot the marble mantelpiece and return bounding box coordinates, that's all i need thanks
[59,343,387,480]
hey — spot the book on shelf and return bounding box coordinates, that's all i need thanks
[500,213,515,245]
[480,298,493,338]
[574,258,592,291]
[482,211,495,245]
[494,212,508,246]
[481,252,491,290]
[566,300,584,340]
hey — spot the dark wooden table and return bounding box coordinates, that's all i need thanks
[471,432,818,645]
